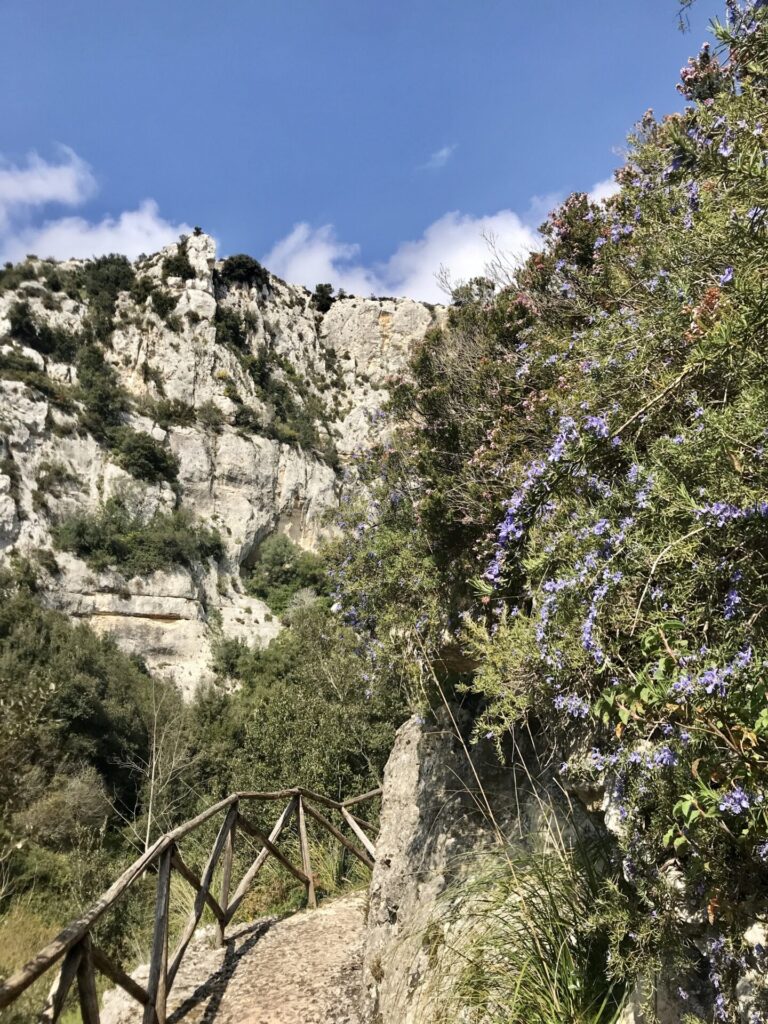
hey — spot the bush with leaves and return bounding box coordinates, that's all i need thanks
[53,496,222,577]
[242,533,327,613]
[331,6,768,1016]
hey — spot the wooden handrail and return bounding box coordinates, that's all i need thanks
[0,786,381,1022]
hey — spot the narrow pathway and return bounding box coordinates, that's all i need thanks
[101,893,366,1024]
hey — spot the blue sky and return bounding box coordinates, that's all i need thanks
[0,0,722,299]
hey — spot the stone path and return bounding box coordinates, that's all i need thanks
[101,892,366,1024]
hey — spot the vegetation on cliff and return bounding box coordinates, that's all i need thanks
[331,5,768,1018]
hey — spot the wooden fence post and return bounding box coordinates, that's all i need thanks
[143,845,173,1024]
[297,796,317,909]
[76,934,100,1024]
[216,800,237,946]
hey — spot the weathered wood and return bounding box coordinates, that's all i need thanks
[341,806,376,859]
[236,788,299,801]
[1,785,379,1018]
[76,935,100,1024]
[347,811,376,834]
[341,788,382,808]
[236,813,309,886]
[215,802,237,945]
[297,797,317,909]
[170,850,225,923]
[39,943,81,1023]
[91,944,149,1007]
[143,845,173,1024]
[225,798,296,922]
[302,801,374,869]
[0,794,238,1009]
[167,804,238,991]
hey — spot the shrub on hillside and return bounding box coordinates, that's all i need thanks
[218,254,269,290]
[111,428,179,485]
[53,497,222,576]
[242,534,327,613]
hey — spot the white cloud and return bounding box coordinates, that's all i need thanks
[421,144,457,171]
[1,200,193,264]
[264,171,623,303]
[588,176,620,204]
[0,148,190,263]
[263,223,378,297]
[264,209,539,304]
[0,147,96,230]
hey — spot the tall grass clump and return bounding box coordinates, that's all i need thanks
[423,824,626,1024]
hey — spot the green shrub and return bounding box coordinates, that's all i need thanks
[162,237,196,282]
[214,305,248,349]
[7,301,79,361]
[150,289,178,320]
[219,254,269,290]
[196,400,225,431]
[424,821,625,1024]
[0,350,75,411]
[242,534,327,613]
[0,260,38,293]
[110,428,179,484]
[77,253,135,343]
[75,345,129,435]
[147,397,196,429]
[53,496,223,576]
[200,601,401,797]
[312,283,335,313]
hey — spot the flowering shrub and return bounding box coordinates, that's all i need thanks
[333,5,768,1017]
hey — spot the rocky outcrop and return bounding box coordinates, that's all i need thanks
[0,237,441,692]
[363,713,545,1023]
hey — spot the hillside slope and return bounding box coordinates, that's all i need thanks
[0,235,439,690]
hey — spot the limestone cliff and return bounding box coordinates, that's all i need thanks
[0,234,440,691]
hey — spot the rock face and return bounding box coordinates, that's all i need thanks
[363,713,543,1024]
[0,237,440,692]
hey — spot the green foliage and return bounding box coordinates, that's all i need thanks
[0,350,75,411]
[201,601,402,796]
[144,397,196,429]
[424,823,626,1024]
[76,254,135,343]
[53,497,222,576]
[214,305,248,349]
[0,260,39,293]
[7,301,79,361]
[312,282,335,313]
[196,399,225,431]
[218,254,269,291]
[330,9,768,1013]
[110,428,179,484]
[75,345,129,436]
[150,289,179,320]
[0,573,153,817]
[161,237,196,281]
[242,533,327,613]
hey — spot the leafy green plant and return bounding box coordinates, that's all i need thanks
[7,301,79,361]
[218,254,269,291]
[242,533,327,613]
[162,237,196,281]
[110,428,179,485]
[53,497,222,576]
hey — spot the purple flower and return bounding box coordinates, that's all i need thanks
[719,785,751,814]
[724,586,742,620]
[553,692,591,718]
[584,414,610,439]
[719,266,734,286]
[653,745,678,768]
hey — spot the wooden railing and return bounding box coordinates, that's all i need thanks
[0,786,380,1024]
